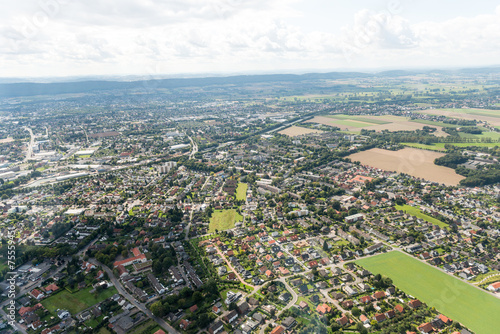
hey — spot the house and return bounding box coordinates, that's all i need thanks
[298,300,309,310]
[44,284,59,293]
[437,314,452,325]
[282,317,297,329]
[270,325,285,334]
[360,314,370,324]
[385,310,396,319]
[373,313,386,323]
[316,303,332,315]
[279,292,291,303]
[237,302,250,315]
[373,291,386,300]
[417,322,433,333]
[395,304,404,313]
[408,299,422,309]
[208,320,224,334]
[180,319,191,329]
[223,310,238,324]
[360,295,373,304]
[336,314,349,326]
[342,300,353,308]
[30,289,44,300]
[487,281,500,292]
[57,309,70,319]
[30,320,43,330]
[212,305,221,314]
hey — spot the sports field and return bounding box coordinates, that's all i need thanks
[209,209,243,233]
[235,183,248,201]
[356,251,500,334]
[395,204,448,229]
[42,286,118,315]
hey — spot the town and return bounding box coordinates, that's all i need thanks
[1,70,500,334]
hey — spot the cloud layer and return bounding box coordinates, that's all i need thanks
[1,0,500,77]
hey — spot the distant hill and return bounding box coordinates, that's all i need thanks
[0,67,499,97]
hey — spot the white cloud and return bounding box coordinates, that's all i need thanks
[0,1,499,77]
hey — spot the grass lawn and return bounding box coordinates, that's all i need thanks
[395,204,448,229]
[209,209,243,233]
[127,320,163,334]
[97,328,112,334]
[356,251,500,334]
[235,183,248,201]
[42,286,118,315]
[401,143,446,151]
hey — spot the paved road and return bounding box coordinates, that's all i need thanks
[215,246,256,290]
[23,126,35,162]
[258,277,298,334]
[188,136,198,159]
[91,260,180,334]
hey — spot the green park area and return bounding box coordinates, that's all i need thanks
[395,204,448,229]
[42,286,118,315]
[357,251,500,334]
[209,209,243,233]
[236,183,248,201]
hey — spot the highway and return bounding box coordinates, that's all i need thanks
[188,135,198,159]
[23,127,35,162]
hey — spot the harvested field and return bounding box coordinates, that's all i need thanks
[0,137,14,143]
[348,147,465,186]
[419,108,500,127]
[306,115,448,136]
[278,125,323,137]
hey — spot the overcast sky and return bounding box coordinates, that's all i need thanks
[1,0,500,78]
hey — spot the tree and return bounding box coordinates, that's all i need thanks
[196,313,211,328]
[351,307,361,317]
[193,291,203,303]
[323,240,328,251]
[150,301,165,317]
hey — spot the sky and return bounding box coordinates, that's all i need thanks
[1,0,500,79]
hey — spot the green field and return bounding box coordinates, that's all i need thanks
[235,183,248,201]
[410,119,458,128]
[356,251,500,334]
[395,204,448,229]
[42,286,118,315]
[209,209,243,233]
[403,142,500,150]
[401,143,446,151]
